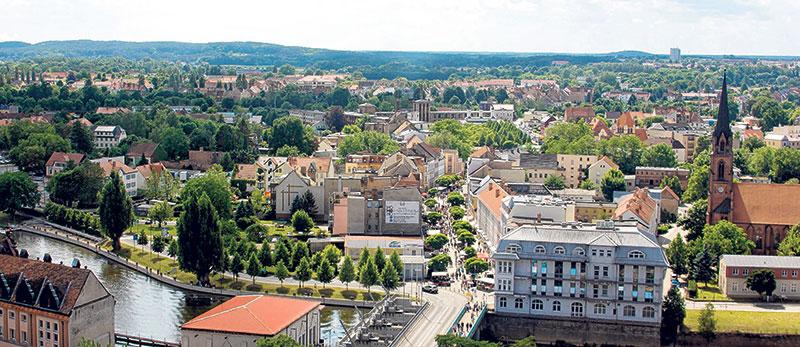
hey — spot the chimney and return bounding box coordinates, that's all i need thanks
[495,189,500,198]
[537,213,542,223]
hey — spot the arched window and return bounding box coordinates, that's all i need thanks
[642,307,656,318]
[552,301,561,312]
[554,246,566,255]
[623,305,636,317]
[571,302,584,317]
[534,245,546,254]
[573,247,586,256]
[628,250,645,259]
[531,299,544,311]
[514,298,524,309]
[506,243,522,253]
[499,297,507,308]
[718,160,725,181]
[593,304,606,315]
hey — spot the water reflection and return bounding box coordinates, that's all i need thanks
[13,231,359,344]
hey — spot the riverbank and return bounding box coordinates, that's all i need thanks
[14,225,380,308]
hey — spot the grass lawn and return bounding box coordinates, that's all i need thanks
[695,282,733,301]
[102,240,384,301]
[128,223,178,237]
[685,310,800,334]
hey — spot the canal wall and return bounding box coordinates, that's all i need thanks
[13,226,377,309]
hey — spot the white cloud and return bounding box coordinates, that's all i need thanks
[0,0,798,55]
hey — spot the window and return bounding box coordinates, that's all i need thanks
[531,260,538,276]
[9,311,14,320]
[554,280,563,296]
[555,262,563,278]
[783,270,789,277]
[21,314,26,322]
[506,244,521,253]
[570,263,577,277]
[552,301,561,312]
[573,247,585,256]
[645,266,655,284]
[602,285,608,297]
[619,265,626,282]
[498,261,512,274]
[633,266,640,283]
[628,250,645,259]
[623,305,636,317]
[554,246,566,255]
[732,268,738,275]
[530,279,538,293]
[499,297,507,308]
[793,270,798,277]
[571,302,584,317]
[602,266,609,278]
[642,307,656,318]
[569,282,576,296]
[743,269,749,276]
[781,283,787,293]
[632,285,639,301]
[541,262,548,276]
[732,282,738,291]
[532,299,544,311]
[498,279,512,292]
[591,249,597,256]
[792,284,797,293]
[514,298,524,309]
[22,331,27,343]
[618,285,625,300]
[10,329,14,341]
[593,266,600,278]
[645,286,654,302]
[594,304,606,315]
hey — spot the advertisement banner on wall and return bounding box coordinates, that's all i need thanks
[385,201,419,224]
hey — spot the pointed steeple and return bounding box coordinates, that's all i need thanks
[713,71,732,141]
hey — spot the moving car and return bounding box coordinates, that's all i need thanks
[422,285,439,294]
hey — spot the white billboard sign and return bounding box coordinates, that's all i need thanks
[385,201,419,224]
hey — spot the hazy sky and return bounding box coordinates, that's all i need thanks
[1,0,797,55]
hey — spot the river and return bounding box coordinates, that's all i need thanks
[12,231,360,345]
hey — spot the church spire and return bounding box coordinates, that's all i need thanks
[713,71,732,141]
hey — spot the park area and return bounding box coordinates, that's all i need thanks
[685,310,800,334]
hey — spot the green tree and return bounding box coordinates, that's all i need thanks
[698,302,717,342]
[682,165,709,203]
[424,198,437,209]
[177,192,223,285]
[230,252,244,282]
[435,335,500,347]
[373,246,387,273]
[578,180,596,190]
[511,336,537,347]
[666,235,689,276]
[678,199,707,241]
[220,152,235,172]
[322,244,342,269]
[291,210,314,232]
[137,230,148,249]
[274,239,292,268]
[458,231,476,247]
[389,250,404,278]
[426,211,443,224]
[381,261,399,291]
[428,254,452,272]
[660,175,684,197]
[746,269,776,299]
[449,206,465,220]
[265,117,317,155]
[291,241,309,271]
[247,253,262,284]
[426,234,448,250]
[144,169,180,201]
[168,238,179,258]
[336,130,400,157]
[151,235,165,257]
[699,220,755,263]
[661,287,685,345]
[357,247,370,270]
[446,192,465,206]
[47,160,104,207]
[359,257,379,295]
[772,147,800,183]
[339,256,356,289]
[600,168,626,201]
[596,135,646,174]
[464,257,489,275]
[316,257,335,288]
[641,143,678,167]
[463,246,477,258]
[245,223,267,243]
[69,121,94,153]
[752,96,788,132]
[257,335,300,347]
[148,201,173,227]
[258,242,272,267]
[0,171,39,217]
[778,222,800,256]
[98,171,133,252]
[543,175,565,190]
[275,260,289,287]
[692,246,715,287]
[181,165,232,219]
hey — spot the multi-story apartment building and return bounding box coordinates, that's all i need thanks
[92,125,127,149]
[492,221,667,325]
[344,153,385,176]
[719,255,800,299]
[0,254,115,347]
[557,154,598,188]
[634,166,690,191]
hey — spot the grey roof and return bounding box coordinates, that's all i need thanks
[721,255,800,268]
[518,153,558,170]
[501,224,661,249]
[635,166,690,172]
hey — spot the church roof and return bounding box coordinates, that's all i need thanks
[731,183,800,226]
[712,73,732,141]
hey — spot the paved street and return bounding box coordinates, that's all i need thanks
[396,288,468,347]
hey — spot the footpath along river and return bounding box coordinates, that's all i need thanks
[13,231,360,344]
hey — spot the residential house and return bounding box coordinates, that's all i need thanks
[135,162,167,195]
[587,156,619,187]
[615,188,659,235]
[564,107,595,123]
[124,142,161,167]
[719,255,800,299]
[45,152,85,178]
[254,156,288,190]
[344,153,386,176]
[517,153,562,184]
[98,159,139,196]
[557,154,598,188]
[634,167,690,191]
[92,125,127,149]
[476,182,510,252]
[233,164,258,192]
[575,202,618,223]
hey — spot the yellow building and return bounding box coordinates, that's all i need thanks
[344,153,386,176]
[575,202,618,223]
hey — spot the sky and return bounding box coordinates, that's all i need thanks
[1,0,797,56]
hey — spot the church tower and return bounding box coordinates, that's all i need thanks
[707,72,734,224]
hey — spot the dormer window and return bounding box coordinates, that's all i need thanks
[506,244,522,253]
[573,247,585,256]
[534,245,546,254]
[554,246,566,255]
[628,250,645,259]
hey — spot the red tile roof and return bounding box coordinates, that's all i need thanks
[476,182,508,220]
[136,162,166,179]
[98,159,136,176]
[564,107,595,122]
[45,152,85,167]
[181,295,321,336]
[731,183,800,226]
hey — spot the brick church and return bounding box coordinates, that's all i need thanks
[707,73,800,254]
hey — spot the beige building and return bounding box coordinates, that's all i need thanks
[0,254,115,347]
[719,255,800,299]
[181,295,321,347]
[557,154,598,188]
[587,156,618,186]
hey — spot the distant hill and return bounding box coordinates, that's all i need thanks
[0,40,622,70]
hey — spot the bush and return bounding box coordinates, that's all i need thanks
[657,224,670,235]
[688,280,698,298]
[44,202,101,236]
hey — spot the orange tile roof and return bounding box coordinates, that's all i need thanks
[616,112,636,129]
[634,129,648,142]
[615,188,656,225]
[98,159,136,176]
[731,183,800,226]
[181,295,321,336]
[46,152,85,167]
[136,162,166,179]
[590,156,619,170]
[564,107,595,121]
[476,182,508,220]
[235,164,257,180]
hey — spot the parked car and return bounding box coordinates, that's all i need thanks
[422,285,439,294]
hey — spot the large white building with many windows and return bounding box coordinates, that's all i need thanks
[492,221,668,325]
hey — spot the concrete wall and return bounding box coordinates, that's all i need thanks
[480,312,660,347]
[69,274,115,346]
